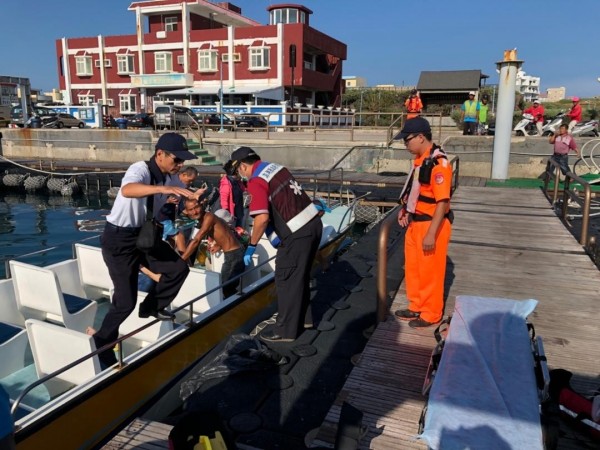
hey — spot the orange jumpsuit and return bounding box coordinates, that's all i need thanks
[404,147,452,323]
[405,96,423,120]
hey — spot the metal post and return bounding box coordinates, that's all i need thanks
[219,57,224,133]
[359,90,363,126]
[20,85,29,126]
[492,50,523,180]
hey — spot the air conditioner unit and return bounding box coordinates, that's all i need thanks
[94,60,101,68]
[177,55,185,65]
[104,59,112,68]
[107,99,114,106]
[222,53,241,63]
[156,31,166,39]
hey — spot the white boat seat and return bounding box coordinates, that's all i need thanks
[0,278,25,327]
[74,243,113,298]
[170,267,222,313]
[118,296,175,352]
[0,322,28,379]
[10,260,97,333]
[25,319,101,398]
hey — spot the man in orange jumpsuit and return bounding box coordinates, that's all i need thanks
[394,117,453,328]
[404,89,423,120]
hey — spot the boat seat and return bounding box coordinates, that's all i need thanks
[10,260,97,333]
[0,278,25,327]
[25,319,101,398]
[74,243,113,298]
[118,296,175,353]
[0,322,28,379]
[170,267,222,313]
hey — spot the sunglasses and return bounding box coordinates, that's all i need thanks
[166,153,184,164]
[404,134,419,144]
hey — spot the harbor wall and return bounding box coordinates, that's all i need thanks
[0,129,594,178]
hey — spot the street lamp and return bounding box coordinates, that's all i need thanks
[218,54,224,133]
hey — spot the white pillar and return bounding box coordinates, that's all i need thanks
[61,38,72,105]
[97,35,108,106]
[492,50,523,180]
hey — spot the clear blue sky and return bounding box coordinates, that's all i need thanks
[2,0,599,97]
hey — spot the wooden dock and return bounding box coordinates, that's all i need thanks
[101,418,172,449]
[314,186,600,449]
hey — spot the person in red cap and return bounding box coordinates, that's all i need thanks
[92,133,197,368]
[567,97,582,133]
[524,99,545,136]
[394,117,453,328]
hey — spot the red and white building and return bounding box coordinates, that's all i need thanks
[55,1,347,116]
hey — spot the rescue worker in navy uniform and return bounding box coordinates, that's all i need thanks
[394,117,452,328]
[231,147,322,342]
[93,133,196,367]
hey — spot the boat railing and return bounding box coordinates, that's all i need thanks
[10,251,277,421]
[376,155,460,324]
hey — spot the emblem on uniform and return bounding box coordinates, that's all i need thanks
[289,180,303,195]
[434,173,444,185]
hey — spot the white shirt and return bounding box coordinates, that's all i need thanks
[106,161,173,227]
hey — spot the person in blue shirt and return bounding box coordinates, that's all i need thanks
[460,91,480,135]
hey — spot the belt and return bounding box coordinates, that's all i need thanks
[105,222,141,233]
[412,210,454,224]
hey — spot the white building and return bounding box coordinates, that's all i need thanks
[516,70,541,102]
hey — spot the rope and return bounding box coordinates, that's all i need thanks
[0,155,127,176]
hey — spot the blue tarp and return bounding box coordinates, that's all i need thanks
[419,295,543,450]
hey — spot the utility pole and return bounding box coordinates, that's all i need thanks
[219,55,224,133]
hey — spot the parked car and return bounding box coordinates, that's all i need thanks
[127,113,154,128]
[46,113,85,129]
[154,105,199,129]
[11,106,57,127]
[234,115,268,130]
[202,114,233,130]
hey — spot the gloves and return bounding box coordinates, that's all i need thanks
[244,245,256,266]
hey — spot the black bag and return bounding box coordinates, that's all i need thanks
[136,218,163,252]
[136,162,163,253]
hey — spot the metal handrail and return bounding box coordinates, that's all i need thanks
[376,155,460,324]
[561,171,593,248]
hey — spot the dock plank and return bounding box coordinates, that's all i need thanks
[314,186,600,449]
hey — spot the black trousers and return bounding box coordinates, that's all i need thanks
[94,223,189,365]
[273,217,323,339]
[221,247,245,298]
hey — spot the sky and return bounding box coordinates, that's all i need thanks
[1,0,599,97]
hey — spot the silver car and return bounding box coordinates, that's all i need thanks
[51,113,85,129]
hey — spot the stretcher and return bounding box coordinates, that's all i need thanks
[418,295,549,449]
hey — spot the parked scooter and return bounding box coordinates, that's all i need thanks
[541,111,566,136]
[571,119,599,137]
[514,113,539,136]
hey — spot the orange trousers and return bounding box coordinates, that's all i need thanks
[404,218,451,323]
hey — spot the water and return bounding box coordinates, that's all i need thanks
[0,192,110,278]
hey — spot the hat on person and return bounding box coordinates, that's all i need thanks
[313,198,332,213]
[533,99,540,104]
[394,116,432,140]
[468,91,476,96]
[155,133,196,160]
[572,96,580,102]
[230,146,260,170]
[214,208,234,225]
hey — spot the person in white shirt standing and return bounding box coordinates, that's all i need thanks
[92,133,196,368]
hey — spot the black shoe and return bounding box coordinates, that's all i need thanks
[139,306,175,320]
[259,329,295,343]
[408,317,438,328]
[394,309,420,320]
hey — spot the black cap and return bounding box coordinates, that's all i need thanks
[155,133,196,160]
[230,146,259,166]
[395,117,431,140]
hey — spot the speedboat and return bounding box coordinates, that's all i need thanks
[1,201,356,449]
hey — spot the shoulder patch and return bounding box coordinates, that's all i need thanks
[434,173,445,185]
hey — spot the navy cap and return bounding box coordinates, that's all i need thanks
[395,117,432,140]
[230,147,260,169]
[155,133,196,160]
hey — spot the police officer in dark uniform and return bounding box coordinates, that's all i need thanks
[231,147,322,342]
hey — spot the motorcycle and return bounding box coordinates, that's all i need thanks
[571,119,599,137]
[541,111,566,136]
[514,113,539,136]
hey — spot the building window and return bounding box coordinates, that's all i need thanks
[269,8,304,25]
[78,95,95,106]
[75,56,93,76]
[198,50,218,72]
[155,52,172,72]
[249,47,270,71]
[78,108,94,120]
[165,16,178,32]
[119,95,136,114]
[117,55,135,74]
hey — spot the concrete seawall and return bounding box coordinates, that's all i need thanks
[1,129,596,178]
